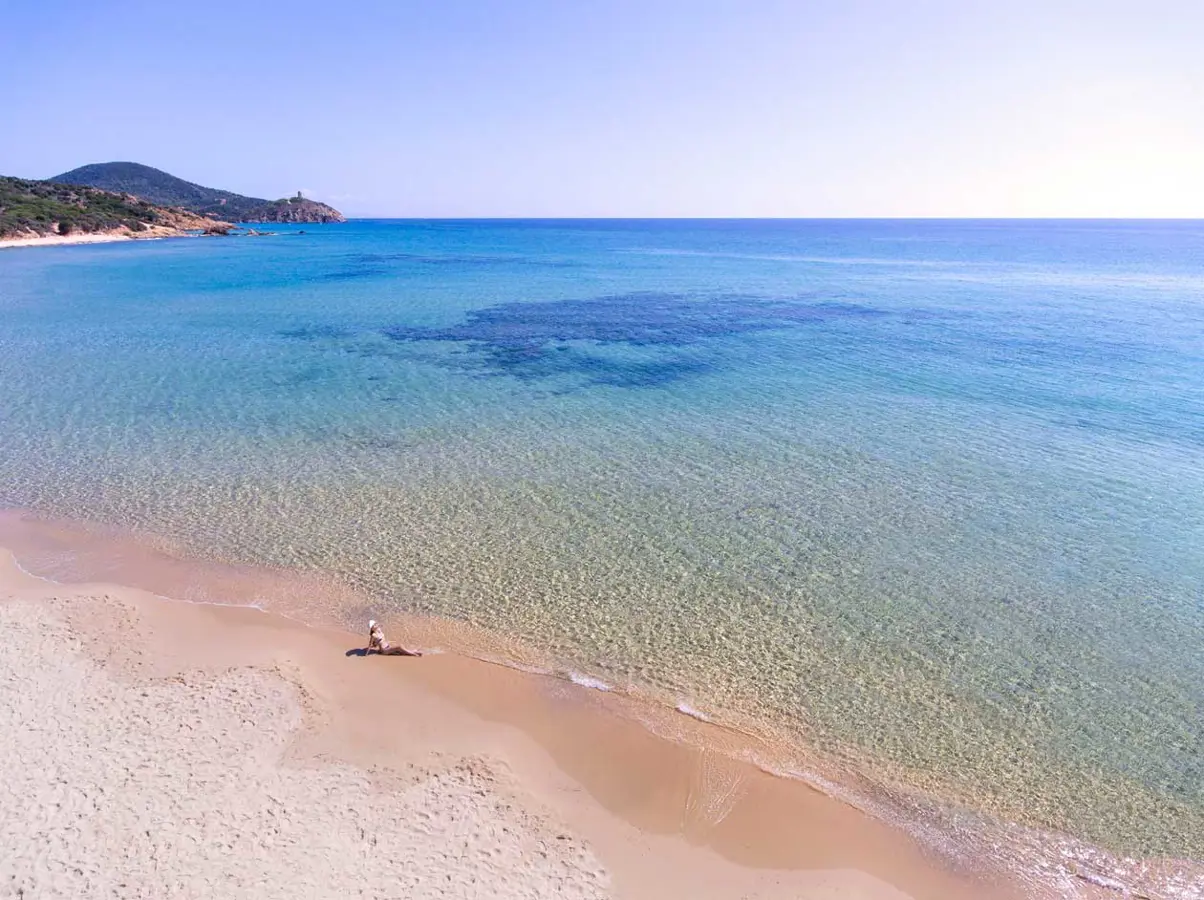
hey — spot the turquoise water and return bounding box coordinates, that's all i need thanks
[1,220,1202,866]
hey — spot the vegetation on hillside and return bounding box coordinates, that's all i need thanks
[0,176,229,239]
[52,161,266,220]
[1,176,156,237]
[51,162,345,222]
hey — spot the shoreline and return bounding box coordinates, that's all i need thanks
[0,548,1009,900]
[0,509,1194,898]
[0,228,291,250]
[0,512,1030,900]
[0,223,237,249]
[0,231,149,249]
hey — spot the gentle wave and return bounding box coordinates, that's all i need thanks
[674,701,710,722]
[567,672,613,692]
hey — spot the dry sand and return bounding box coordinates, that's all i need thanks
[0,541,1035,900]
[0,232,139,249]
[0,227,208,249]
[0,600,611,899]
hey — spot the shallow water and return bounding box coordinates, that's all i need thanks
[1,220,1202,869]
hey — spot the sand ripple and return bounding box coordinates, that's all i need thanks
[0,599,609,900]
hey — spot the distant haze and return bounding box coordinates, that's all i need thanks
[3,1,1202,217]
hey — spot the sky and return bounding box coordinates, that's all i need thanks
[2,1,1202,217]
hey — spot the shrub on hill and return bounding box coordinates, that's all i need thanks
[0,176,162,238]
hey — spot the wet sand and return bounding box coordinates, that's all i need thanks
[0,509,1037,900]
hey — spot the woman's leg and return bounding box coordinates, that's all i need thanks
[382,645,422,657]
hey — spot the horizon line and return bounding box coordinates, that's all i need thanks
[323,215,1204,222]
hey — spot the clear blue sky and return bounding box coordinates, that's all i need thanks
[3,1,1202,217]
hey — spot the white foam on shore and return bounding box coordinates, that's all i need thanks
[568,672,612,692]
[675,702,711,722]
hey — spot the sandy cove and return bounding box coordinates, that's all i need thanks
[0,541,1050,900]
[0,232,147,249]
[0,223,226,249]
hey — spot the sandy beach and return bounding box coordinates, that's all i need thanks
[0,225,217,249]
[0,521,1043,900]
[0,232,143,249]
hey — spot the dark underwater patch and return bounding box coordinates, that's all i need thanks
[283,253,579,292]
[348,252,579,269]
[383,292,884,389]
[305,264,390,283]
[278,324,353,341]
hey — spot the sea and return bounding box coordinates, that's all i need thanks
[2,219,1202,895]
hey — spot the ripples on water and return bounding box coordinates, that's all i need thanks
[1,219,1202,888]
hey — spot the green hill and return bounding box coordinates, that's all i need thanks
[0,175,228,239]
[52,162,263,219]
[50,162,345,223]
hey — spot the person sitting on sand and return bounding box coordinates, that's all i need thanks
[366,619,422,657]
